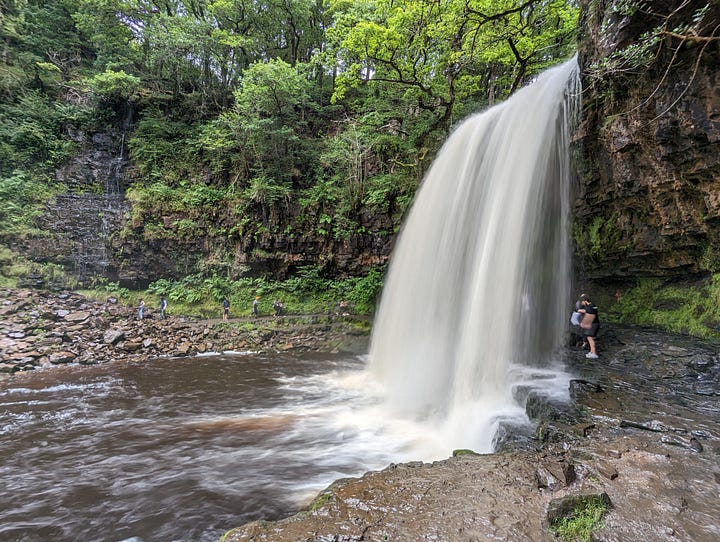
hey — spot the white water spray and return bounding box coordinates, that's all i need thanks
[369,57,581,454]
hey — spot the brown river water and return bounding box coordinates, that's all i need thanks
[2,328,719,542]
[0,352,404,542]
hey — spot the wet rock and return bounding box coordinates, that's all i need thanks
[573,422,596,437]
[594,460,619,480]
[569,378,604,399]
[103,329,125,345]
[525,391,581,424]
[660,434,704,452]
[122,341,142,352]
[48,351,77,364]
[65,311,90,322]
[536,460,575,489]
[620,419,668,432]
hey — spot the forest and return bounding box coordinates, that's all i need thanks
[0,0,580,312]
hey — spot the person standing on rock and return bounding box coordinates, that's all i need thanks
[159,296,168,319]
[222,297,230,320]
[252,296,259,317]
[578,293,600,358]
[138,298,146,321]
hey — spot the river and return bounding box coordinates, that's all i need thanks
[0,349,575,542]
[0,352,386,542]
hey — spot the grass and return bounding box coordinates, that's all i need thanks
[550,496,609,541]
[601,275,720,340]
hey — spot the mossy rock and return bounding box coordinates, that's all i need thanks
[452,448,479,457]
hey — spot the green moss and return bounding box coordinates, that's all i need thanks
[606,276,720,339]
[309,491,333,511]
[573,214,625,262]
[550,496,609,541]
[452,449,479,456]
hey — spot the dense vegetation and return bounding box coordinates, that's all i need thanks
[0,0,580,310]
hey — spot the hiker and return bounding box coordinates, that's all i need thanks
[252,296,259,316]
[138,299,146,320]
[578,293,600,359]
[222,297,230,320]
[159,296,168,319]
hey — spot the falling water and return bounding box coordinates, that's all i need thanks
[369,57,581,453]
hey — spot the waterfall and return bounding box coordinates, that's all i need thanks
[368,57,581,453]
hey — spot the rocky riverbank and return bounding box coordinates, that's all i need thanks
[0,288,369,377]
[221,327,720,542]
[2,288,718,541]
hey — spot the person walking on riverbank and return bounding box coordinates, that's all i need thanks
[138,299,145,320]
[159,296,168,319]
[578,293,600,358]
[222,297,230,320]
[253,296,259,317]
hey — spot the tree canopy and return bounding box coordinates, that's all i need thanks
[0,0,580,280]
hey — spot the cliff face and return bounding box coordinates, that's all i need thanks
[22,128,395,287]
[574,0,720,282]
[19,130,131,285]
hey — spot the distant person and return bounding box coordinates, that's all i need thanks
[578,293,600,358]
[138,298,146,320]
[159,296,168,319]
[222,297,230,320]
[252,296,259,316]
[273,300,284,316]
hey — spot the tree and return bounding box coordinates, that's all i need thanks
[325,0,578,148]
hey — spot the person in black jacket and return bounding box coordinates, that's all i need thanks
[578,293,600,359]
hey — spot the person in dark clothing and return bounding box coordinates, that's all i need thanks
[222,297,230,320]
[578,293,600,358]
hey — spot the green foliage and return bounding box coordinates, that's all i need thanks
[607,277,720,339]
[145,266,385,318]
[452,449,479,456]
[0,171,57,236]
[550,496,609,542]
[125,180,228,241]
[0,91,84,175]
[87,69,141,102]
[699,243,720,274]
[128,114,196,179]
[0,247,76,289]
[573,214,624,261]
[87,278,131,300]
[1,0,586,288]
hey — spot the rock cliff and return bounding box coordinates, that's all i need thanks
[574,0,720,282]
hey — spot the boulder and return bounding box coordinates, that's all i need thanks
[103,329,125,345]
